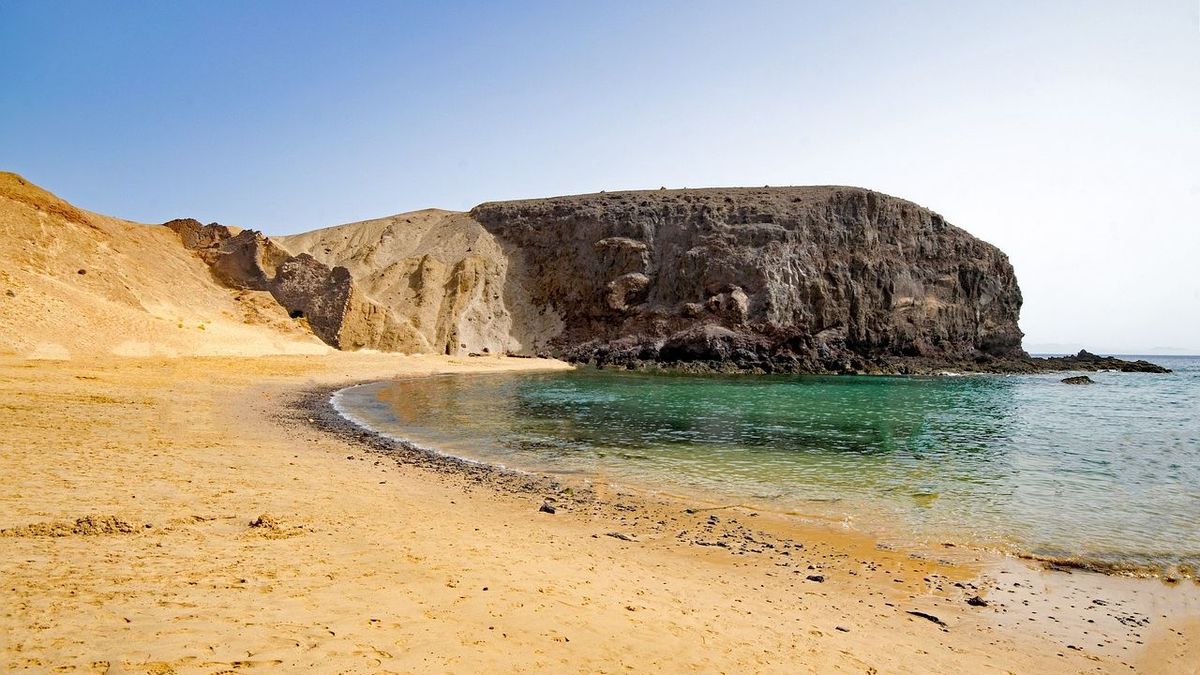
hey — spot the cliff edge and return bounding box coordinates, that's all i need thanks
[471,186,1027,373]
[0,172,1170,373]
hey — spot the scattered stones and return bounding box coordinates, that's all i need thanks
[967,595,989,607]
[539,501,557,514]
[606,531,635,542]
[806,574,825,583]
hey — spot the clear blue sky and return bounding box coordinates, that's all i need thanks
[2,1,1197,352]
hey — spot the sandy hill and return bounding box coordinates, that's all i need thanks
[0,172,327,358]
[275,210,558,355]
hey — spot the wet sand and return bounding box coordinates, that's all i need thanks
[1,353,1197,673]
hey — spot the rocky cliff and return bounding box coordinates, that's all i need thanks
[256,185,1167,374]
[470,187,1028,373]
[10,168,1154,373]
[162,218,415,351]
[274,210,558,355]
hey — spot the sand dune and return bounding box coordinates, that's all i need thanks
[0,172,327,359]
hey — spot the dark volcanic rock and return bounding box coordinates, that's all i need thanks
[1041,350,1170,374]
[472,187,1026,373]
[163,189,1174,375]
[1061,375,1095,385]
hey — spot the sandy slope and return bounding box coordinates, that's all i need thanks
[0,172,326,359]
[276,210,559,355]
[1,353,1196,674]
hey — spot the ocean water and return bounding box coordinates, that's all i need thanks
[334,356,1200,573]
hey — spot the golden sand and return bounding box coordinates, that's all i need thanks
[2,353,1196,674]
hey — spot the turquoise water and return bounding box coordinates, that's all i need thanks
[335,356,1200,573]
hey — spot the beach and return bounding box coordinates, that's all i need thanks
[1,353,1197,674]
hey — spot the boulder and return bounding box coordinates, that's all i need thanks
[1061,375,1095,385]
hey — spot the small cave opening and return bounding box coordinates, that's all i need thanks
[289,309,305,319]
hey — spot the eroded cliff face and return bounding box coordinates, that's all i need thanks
[162,219,412,351]
[470,187,1026,372]
[4,170,1166,372]
[169,187,1034,371]
[274,210,560,355]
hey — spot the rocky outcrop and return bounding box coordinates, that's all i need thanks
[470,187,1028,373]
[162,187,1173,375]
[163,219,409,350]
[274,210,559,355]
[1043,350,1169,374]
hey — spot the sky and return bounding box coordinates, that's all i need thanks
[1,1,1197,353]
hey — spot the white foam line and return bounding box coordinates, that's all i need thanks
[328,383,533,475]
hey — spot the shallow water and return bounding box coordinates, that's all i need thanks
[335,356,1200,573]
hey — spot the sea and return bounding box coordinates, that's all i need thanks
[333,355,1200,575]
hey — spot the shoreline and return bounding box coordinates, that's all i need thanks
[560,348,1174,376]
[2,353,1197,673]
[318,373,1198,584]
[302,370,1200,668]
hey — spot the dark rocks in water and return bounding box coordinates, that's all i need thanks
[1039,349,1170,374]
[1061,375,1095,385]
[538,501,556,514]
